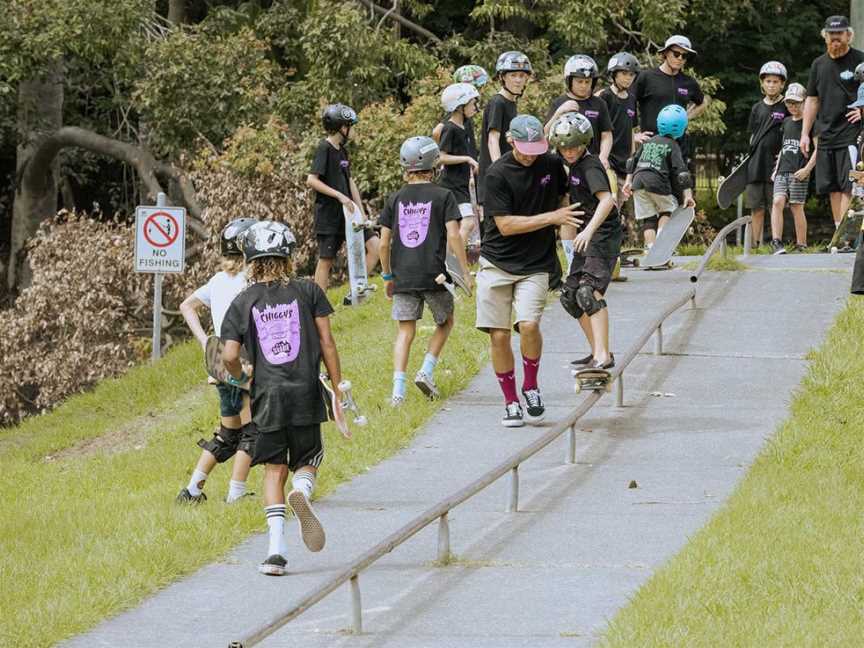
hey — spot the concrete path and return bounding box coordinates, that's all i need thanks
[64,254,852,648]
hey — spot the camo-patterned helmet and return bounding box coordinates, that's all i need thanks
[241,221,297,261]
[322,103,358,132]
[453,64,490,88]
[441,83,480,113]
[564,55,600,80]
[547,112,593,149]
[220,218,257,256]
[759,61,787,80]
[400,136,440,171]
[496,51,533,75]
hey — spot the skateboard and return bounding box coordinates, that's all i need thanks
[716,155,750,209]
[619,247,644,268]
[466,174,482,265]
[204,335,250,390]
[573,367,612,393]
[606,168,619,197]
[319,373,367,438]
[641,205,695,269]
[442,251,472,295]
[828,208,864,252]
[343,204,376,306]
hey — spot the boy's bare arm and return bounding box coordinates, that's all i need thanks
[446,221,473,290]
[599,131,613,167]
[487,129,502,162]
[316,316,342,389]
[307,174,354,209]
[379,227,392,275]
[349,178,365,218]
[179,294,208,347]
[223,340,243,379]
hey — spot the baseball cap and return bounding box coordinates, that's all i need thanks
[508,114,548,155]
[784,83,806,103]
[824,15,850,32]
[660,35,696,55]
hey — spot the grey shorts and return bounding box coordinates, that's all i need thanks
[633,189,677,220]
[475,256,549,332]
[746,182,773,210]
[773,173,808,205]
[392,289,454,325]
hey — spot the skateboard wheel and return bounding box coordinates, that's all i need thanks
[632,259,640,268]
[338,380,352,391]
[605,382,613,393]
[354,415,368,426]
[831,246,838,254]
[574,382,582,394]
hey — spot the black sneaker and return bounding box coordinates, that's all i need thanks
[794,244,808,253]
[176,488,207,504]
[771,239,786,255]
[259,554,287,576]
[838,243,855,253]
[501,401,525,428]
[569,353,594,368]
[521,388,545,424]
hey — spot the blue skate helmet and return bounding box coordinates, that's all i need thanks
[657,104,688,139]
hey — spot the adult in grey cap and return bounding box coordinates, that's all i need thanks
[477,114,582,428]
[800,15,864,240]
[633,34,711,167]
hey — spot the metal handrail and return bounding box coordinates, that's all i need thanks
[690,215,753,283]
[230,228,738,647]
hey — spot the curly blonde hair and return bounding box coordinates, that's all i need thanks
[220,257,245,276]
[247,256,294,284]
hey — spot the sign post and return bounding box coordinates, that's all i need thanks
[135,192,186,361]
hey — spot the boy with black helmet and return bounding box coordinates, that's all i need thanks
[378,136,472,406]
[307,103,380,294]
[176,218,258,505]
[597,53,641,205]
[221,220,346,577]
[746,61,789,248]
[477,51,533,204]
[548,113,622,372]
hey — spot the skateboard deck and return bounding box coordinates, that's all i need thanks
[642,205,695,268]
[204,336,250,390]
[716,155,750,209]
[320,373,367,438]
[573,368,612,393]
[443,251,472,295]
[343,204,375,306]
[466,174,482,265]
[828,208,864,252]
[619,247,644,268]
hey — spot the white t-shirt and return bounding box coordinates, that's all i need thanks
[193,270,248,336]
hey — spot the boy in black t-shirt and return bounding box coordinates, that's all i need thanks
[549,113,622,372]
[478,51,532,204]
[379,137,472,406]
[222,221,347,577]
[746,62,789,247]
[306,103,380,293]
[770,83,817,253]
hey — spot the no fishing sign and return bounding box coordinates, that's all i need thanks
[135,205,186,273]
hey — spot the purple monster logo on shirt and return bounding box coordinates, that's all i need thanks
[570,174,582,186]
[627,108,636,118]
[584,110,599,119]
[540,174,552,186]
[398,201,432,248]
[677,87,689,96]
[252,301,301,365]
[339,159,350,169]
[771,111,785,121]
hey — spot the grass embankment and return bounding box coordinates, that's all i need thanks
[602,297,864,646]
[0,278,489,647]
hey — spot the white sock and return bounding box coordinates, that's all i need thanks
[265,504,287,557]
[187,469,208,496]
[292,470,316,500]
[226,480,247,503]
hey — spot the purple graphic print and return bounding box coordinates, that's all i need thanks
[677,87,689,96]
[253,301,301,365]
[540,174,552,186]
[626,108,636,118]
[398,201,432,248]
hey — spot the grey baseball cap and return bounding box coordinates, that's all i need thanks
[660,34,696,54]
[507,114,548,155]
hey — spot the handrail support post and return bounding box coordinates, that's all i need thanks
[437,513,450,563]
[349,575,362,634]
[615,372,624,407]
[566,425,577,464]
[506,466,519,513]
[655,323,663,355]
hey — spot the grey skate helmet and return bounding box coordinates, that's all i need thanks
[565,55,600,79]
[220,218,257,256]
[322,103,358,132]
[400,136,440,171]
[547,112,593,149]
[441,83,480,113]
[849,85,864,109]
[759,61,787,80]
[607,52,640,76]
[241,220,296,261]
[855,62,864,84]
[495,51,533,75]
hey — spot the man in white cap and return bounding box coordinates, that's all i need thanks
[633,35,710,167]
[800,15,864,244]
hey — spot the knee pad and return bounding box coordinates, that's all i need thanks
[559,286,584,320]
[237,422,257,456]
[641,215,659,231]
[197,425,240,463]
[576,284,606,316]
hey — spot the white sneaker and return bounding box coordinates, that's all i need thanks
[501,401,525,427]
[259,554,287,576]
[521,388,545,424]
[288,489,326,552]
[390,394,405,408]
[414,370,440,400]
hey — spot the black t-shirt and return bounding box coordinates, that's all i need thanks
[634,67,704,163]
[378,183,462,293]
[546,94,613,156]
[482,152,568,278]
[631,135,688,196]
[478,94,518,202]
[221,280,334,430]
[747,99,789,183]
[597,88,638,175]
[806,48,864,149]
[777,117,806,174]
[568,153,622,258]
[438,120,477,203]
[310,139,351,235]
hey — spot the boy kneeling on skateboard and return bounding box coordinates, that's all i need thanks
[548,113,622,374]
[378,136,472,406]
[221,221,347,576]
[176,218,258,504]
[622,104,695,248]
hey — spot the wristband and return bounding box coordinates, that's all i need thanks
[227,371,248,387]
[381,273,394,281]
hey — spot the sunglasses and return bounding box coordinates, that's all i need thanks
[668,50,689,60]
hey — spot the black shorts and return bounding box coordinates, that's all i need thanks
[252,423,324,471]
[317,228,377,260]
[746,182,773,211]
[564,255,617,295]
[815,147,853,195]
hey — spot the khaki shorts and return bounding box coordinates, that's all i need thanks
[475,257,549,332]
[633,189,677,220]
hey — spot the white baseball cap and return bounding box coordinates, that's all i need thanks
[660,35,696,55]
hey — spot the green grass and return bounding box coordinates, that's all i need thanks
[677,243,829,257]
[681,252,747,273]
[601,297,864,647]
[0,277,489,647]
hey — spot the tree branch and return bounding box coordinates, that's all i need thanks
[351,0,442,44]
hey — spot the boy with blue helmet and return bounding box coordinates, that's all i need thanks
[623,104,695,247]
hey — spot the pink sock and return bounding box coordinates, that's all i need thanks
[495,370,518,404]
[522,355,540,391]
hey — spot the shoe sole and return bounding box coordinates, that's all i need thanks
[258,563,287,576]
[414,379,439,400]
[288,489,326,552]
[524,410,545,424]
[501,418,526,428]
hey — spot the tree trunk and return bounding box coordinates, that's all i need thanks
[167,0,187,25]
[10,61,64,290]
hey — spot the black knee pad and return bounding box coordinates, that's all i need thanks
[237,422,257,456]
[641,215,659,231]
[576,284,606,316]
[559,286,584,320]
[198,425,240,463]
